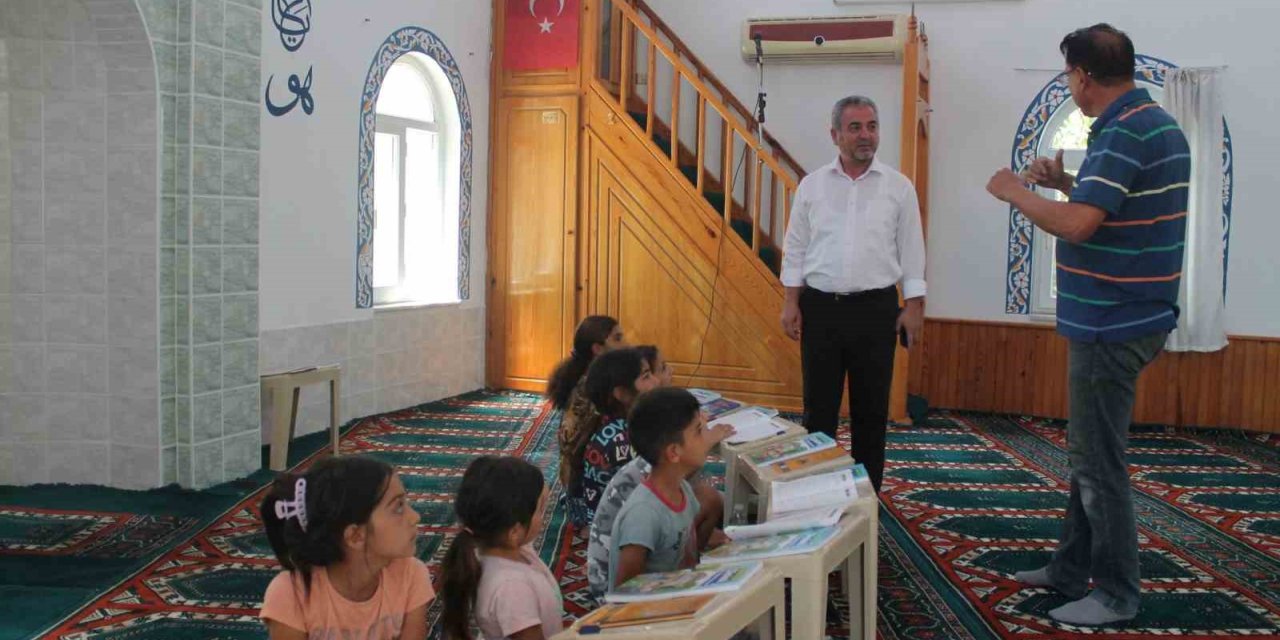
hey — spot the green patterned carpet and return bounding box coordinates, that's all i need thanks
[2,390,1278,639]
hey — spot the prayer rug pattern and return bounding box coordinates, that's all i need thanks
[8,393,1279,639]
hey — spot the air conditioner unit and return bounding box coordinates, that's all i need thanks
[742,15,907,64]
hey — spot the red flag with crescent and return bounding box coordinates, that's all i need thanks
[504,0,580,70]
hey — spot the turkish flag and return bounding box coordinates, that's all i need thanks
[504,0,580,71]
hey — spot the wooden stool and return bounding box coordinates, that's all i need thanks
[261,365,341,471]
[716,417,807,522]
[704,507,877,640]
[553,566,787,639]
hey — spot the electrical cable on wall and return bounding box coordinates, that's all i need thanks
[683,36,768,392]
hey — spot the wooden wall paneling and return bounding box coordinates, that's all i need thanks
[907,318,1280,433]
[487,95,580,392]
[581,90,803,409]
[1266,343,1280,428]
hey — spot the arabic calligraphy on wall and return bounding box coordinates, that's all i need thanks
[265,0,315,117]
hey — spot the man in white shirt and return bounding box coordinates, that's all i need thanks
[779,95,926,491]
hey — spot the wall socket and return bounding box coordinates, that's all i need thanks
[633,72,648,86]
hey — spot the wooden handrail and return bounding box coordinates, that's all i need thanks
[589,0,804,274]
[630,0,807,181]
[606,1,798,193]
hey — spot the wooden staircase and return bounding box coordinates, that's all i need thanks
[600,0,806,278]
[487,0,930,414]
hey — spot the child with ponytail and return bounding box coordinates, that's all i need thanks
[548,315,626,488]
[565,348,659,527]
[440,456,562,640]
[259,455,431,640]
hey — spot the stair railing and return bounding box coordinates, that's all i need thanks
[588,0,805,270]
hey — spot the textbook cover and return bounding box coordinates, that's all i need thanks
[766,445,849,475]
[700,527,839,564]
[688,388,722,404]
[745,432,837,467]
[605,562,763,603]
[700,397,745,420]
[723,504,847,540]
[577,595,714,629]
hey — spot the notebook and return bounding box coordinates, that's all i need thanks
[577,595,714,629]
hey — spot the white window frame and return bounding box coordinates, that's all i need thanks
[372,54,459,307]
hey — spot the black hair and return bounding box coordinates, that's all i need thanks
[636,344,661,376]
[440,456,545,640]
[546,315,620,409]
[260,455,395,590]
[1060,23,1135,86]
[583,348,646,418]
[628,387,702,467]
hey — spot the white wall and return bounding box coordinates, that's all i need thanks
[645,0,1280,336]
[259,0,491,331]
[256,0,492,436]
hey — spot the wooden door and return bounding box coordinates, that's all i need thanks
[486,95,580,392]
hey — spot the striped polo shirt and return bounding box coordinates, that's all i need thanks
[1056,88,1191,343]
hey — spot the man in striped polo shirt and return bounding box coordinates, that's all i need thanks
[986,24,1190,626]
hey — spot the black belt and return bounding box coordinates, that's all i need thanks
[803,285,896,302]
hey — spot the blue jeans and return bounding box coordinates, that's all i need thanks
[1047,331,1167,615]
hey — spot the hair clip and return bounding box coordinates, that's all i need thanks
[275,478,309,532]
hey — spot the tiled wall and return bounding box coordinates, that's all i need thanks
[0,0,162,489]
[157,0,262,489]
[0,0,261,490]
[259,305,485,440]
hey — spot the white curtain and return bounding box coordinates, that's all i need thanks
[1162,68,1228,352]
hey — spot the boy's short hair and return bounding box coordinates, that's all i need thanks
[628,387,701,466]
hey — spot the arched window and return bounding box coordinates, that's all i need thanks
[372,54,461,305]
[1005,55,1233,316]
[356,27,473,309]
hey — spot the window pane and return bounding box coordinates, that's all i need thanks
[373,132,402,288]
[404,127,442,299]
[375,59,435,122]
[1049,108,1095,150]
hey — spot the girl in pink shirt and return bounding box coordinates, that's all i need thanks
[441,456,563,640]
[259,455,434,640]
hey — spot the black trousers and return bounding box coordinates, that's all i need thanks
[799,286,898,492]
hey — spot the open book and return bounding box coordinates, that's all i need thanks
[770,466,869,517]
[709,407,785,445]
[578,595,714,629]
[605,562,763,603]
[700,526,839,564]
[722,504,847,540]
[745,432,837,467]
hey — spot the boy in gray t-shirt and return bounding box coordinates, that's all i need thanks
[587,457,649,600]
[607,388,734,592]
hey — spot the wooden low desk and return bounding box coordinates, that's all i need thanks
[551,566,787,640]
[716,417,807,522]
[706,507,876,640]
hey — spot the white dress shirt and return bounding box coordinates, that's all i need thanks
[780,156,926,299]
